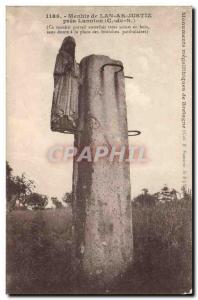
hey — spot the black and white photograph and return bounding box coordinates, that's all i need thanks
[5,5,192,295]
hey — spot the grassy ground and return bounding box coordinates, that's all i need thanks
[6,199,192,295]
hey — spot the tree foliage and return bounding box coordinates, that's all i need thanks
[51,197,63,209]
[25,193,48,209]
[6,161,48,211]
[133,185,191,207]
[133,190,156,207]
[62,192,73,205]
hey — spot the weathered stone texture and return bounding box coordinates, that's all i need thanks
[72,55,133,284]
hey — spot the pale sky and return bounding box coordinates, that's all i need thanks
[7,6,192,200]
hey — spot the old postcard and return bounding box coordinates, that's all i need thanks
[6,6,192,295]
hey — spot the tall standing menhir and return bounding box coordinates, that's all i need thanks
[51,36,133,286]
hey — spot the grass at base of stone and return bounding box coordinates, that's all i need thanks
[6,199,192,295]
